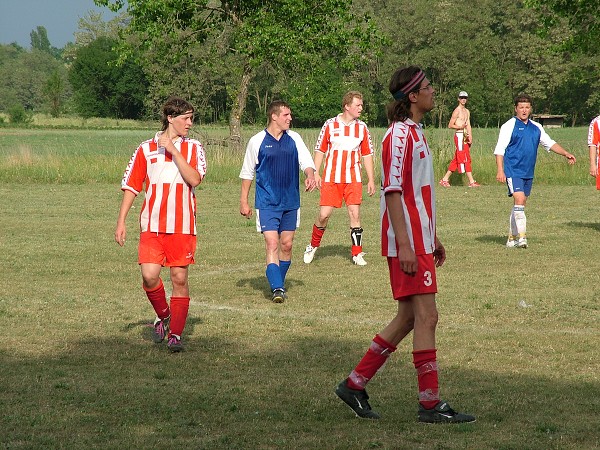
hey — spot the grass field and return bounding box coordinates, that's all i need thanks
[0,126,599,449]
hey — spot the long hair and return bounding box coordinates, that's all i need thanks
[161,96,194,131]
[386,66,423,122]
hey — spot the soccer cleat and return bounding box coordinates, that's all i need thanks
[468,181,481,187]
[418,400,476,424]
[439,179,451,187]
[506,237,517,248]
[152,316,170,343]
[303,244,318,264]
[352,252,367,266]
[517,236,528,248]
[335,380,380,419]
[167,334,183,352]
[271,288,286,303]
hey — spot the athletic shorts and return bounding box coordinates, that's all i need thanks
[320,181,363,208]
[138,232,196,267]
[506,177,533,197]
[387,254,438,301]
[447,133,471,173]
[256,208,299,233]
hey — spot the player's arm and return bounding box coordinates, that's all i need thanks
[240,179,253,218]
[549,143,576,165]
[115,190,136,246]
[447,108,461,130]
[495,154,506,183]
[313,151,325,187]
[303,167,317,192]
[385,191,417,275]
[433,236,446,267]
[465,111,472,144]
[362,154,376,196]
[589,145,598,177]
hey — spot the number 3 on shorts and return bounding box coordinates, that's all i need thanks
[423,270,433,287]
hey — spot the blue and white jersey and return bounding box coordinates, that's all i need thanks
[494,117,556,178]
[240,129,315,211]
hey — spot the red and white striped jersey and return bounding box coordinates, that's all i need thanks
[380,119,436,257]
[315,114,373,183]
[589,116,600,148]
[121,132,207,235]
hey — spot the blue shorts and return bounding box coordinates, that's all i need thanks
[256,209,300,233]
[506,177,533,197]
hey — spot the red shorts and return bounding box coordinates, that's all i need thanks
[448,134,472,174]
[138,232,196,267]
[320,181,363,208]
[387,254,438,301]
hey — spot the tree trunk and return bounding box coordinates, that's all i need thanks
[229,63,254,151]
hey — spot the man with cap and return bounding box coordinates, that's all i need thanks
[439,91,480,187]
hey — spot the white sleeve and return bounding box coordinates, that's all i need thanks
[493,118,515,156]
[239,132,262,180]
[532,120,556,152]
[290,131,316,172]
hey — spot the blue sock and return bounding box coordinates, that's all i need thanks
[266,263,283,291]
[279,260,291,285]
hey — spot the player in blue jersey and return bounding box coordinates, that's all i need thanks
[494,94,576,249]
[240,100,317,303]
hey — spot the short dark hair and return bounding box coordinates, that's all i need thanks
[514,93,533,106]
[161,96,194,131]
[387,65,423,122]
[267,100,291,123]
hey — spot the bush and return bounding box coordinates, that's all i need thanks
[8,104,33,124]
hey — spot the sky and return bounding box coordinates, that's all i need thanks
[0,0,121,48]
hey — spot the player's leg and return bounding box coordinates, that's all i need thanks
[346,183,366,265]
[166,265,190,352]
[305,182,340,263]
[512,191,528,248]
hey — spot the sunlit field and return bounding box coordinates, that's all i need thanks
[0,124,598,449]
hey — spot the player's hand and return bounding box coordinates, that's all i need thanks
[496,170,506,183]
[367,181,376,196]
[398,246,418,275]
[565,153,576,165]
[433,239,446,267]
[240,203,253,218]
[314,173,322,190]
[590,166,598,177]
[157,132,174,154]
[115,224,126,247]
[305,177,317,192]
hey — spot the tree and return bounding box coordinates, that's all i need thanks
[525,0,600,54]
[69,37,147,119]
[30,26,61,59]
[95,0,381,148]
[43,69,68,117]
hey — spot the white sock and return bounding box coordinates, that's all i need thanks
[513,206,526,237]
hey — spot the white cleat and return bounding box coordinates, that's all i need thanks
[506,239,517,248]
[352,252,367,266]
[303,244,318,264]
[517,237,528,249]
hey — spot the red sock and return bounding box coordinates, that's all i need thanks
[413,348,439,409]
[169,296,190,337]
[346,334,397,390]
[351,245,363,257]
[144,280,169,319]
[310,224,325,248]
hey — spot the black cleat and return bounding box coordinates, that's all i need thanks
[271,288,286,303]
[335,380,380,419]
[418,400,476,424]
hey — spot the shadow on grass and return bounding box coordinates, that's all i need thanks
[236,275,306,300]
[566,221,600,232]
[1,333,597,449]
[475,234,506,246]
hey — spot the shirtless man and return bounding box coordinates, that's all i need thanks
[439,91,480,187]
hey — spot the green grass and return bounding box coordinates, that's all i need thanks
[0,127,599,449]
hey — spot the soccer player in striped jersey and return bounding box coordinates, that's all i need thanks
[494,94,576,249]
[588,115,600,189]
[115,97,206,352]
[240,100,317,303]
[303,91,375,266]
[335,66,475,424]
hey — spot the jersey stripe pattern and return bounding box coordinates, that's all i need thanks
[315,115,373,183]
[589,116,600,148]
[240,129,315,211]
[380,119,436,257]
[121,132,207,235]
